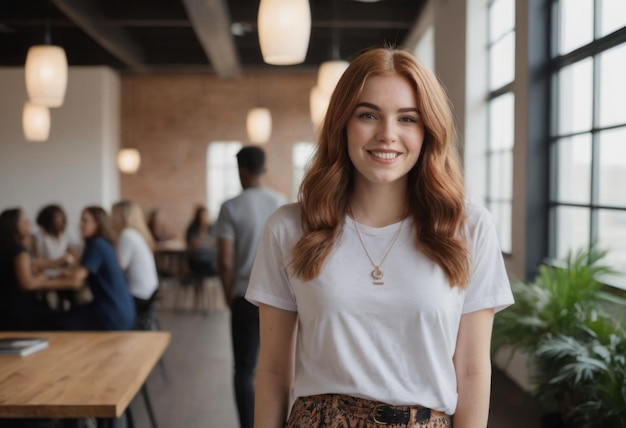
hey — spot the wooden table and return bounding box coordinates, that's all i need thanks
[0,331,170,423]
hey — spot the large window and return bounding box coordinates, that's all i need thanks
[550,0,626,282]
[206,142,242,221]
[486,0,515,253]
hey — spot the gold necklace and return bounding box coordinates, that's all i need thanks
[352,217,405,286]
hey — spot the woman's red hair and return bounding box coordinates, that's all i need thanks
[291,47,470,288]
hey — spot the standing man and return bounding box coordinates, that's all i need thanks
[214,146,286,428]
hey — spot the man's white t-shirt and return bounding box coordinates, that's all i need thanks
[214,187,287,299]
[117,228,158,300]
[245,202,514,415]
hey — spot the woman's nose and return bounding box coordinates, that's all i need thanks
[376,119,397,144]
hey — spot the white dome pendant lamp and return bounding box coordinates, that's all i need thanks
[309,86,330,129]
[22,102,51,142]
[247,107,272,144]
[117,149,141,174]
[25,43,68,108]
[258,0,311,65]
[317,60,349,96]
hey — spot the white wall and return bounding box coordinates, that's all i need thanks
[0,67,120,241]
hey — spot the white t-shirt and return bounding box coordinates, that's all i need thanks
[117,228,159,300]
[214,187,287,298]
[36,230,68,260]
[245,202,514,415]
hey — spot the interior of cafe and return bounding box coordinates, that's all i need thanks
[1,0,625,427]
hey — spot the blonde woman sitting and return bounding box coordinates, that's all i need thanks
[111,200,159,329]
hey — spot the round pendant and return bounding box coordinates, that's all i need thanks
[371,268,384,280]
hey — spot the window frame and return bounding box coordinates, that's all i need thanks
[485,0,516,255]
[547,0,626,286]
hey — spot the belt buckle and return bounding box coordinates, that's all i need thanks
[372,404,392,425]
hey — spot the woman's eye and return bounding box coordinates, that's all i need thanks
[358,112,377,120]
[399,116,418,123]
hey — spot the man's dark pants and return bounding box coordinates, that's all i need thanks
[231,296,260,428]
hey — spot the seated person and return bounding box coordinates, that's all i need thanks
[111,200,159,329]
[33,204,82,310]
[185,206,217,312]
[33,204,75,268]
[56,207,135,331]
[147,208,175,243]
[0,208,81,331]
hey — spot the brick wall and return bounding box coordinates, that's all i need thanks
[120,72,317,237]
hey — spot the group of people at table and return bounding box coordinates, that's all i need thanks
[0,201,216,332]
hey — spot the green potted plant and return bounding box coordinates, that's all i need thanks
[492,247,626,427]
[535,318,626,427]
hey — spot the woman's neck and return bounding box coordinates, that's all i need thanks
[349,182,408,227]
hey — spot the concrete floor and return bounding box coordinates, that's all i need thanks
[128,283,542,428]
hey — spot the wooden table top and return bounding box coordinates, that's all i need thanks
[0,331,170,419]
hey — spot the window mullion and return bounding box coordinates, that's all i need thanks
[590,51,601,244]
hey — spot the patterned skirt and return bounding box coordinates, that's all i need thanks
[286,394,452,428]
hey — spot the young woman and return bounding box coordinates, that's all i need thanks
[184,206,217,312]
[34,204,74,268]
[0,208,79,330]
[57,206,135,331]
[34,204,84,311]
[147,208,174,243]
[246,47,514,428]
[111,200,159,328]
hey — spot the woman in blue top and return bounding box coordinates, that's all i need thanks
[57,206,135,330]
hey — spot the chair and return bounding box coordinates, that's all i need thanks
[174,247,219,315]
[133,290,168,383]
[134,289,161,331]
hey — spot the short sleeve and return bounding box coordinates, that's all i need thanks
[462,205,514,314]
[117,231,132,270]
[214,203,235,241]
[245,208,298,312]
[81,239,103,274]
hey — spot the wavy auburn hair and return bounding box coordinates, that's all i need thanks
[291,47,470,288]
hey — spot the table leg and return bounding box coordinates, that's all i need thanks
[141,384,159,428]
[96,418,121,428]
[125,407,135,428]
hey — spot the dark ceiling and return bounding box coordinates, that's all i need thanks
[0,0,426,77]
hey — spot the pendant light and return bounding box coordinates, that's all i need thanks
[246,107,272,144]
[258,0,311,65]
[118,79,141,174]
[24,22,68,108]
[309,86,329,129]
[309,0,346,127]
[22,102,51,142]
[317,60,349,96]
[117,148,141,174]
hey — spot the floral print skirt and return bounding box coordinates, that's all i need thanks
[286,394,452,428]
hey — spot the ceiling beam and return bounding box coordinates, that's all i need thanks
[51,0,147,71]
[402,0,434,52]
[181,0,241,79]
